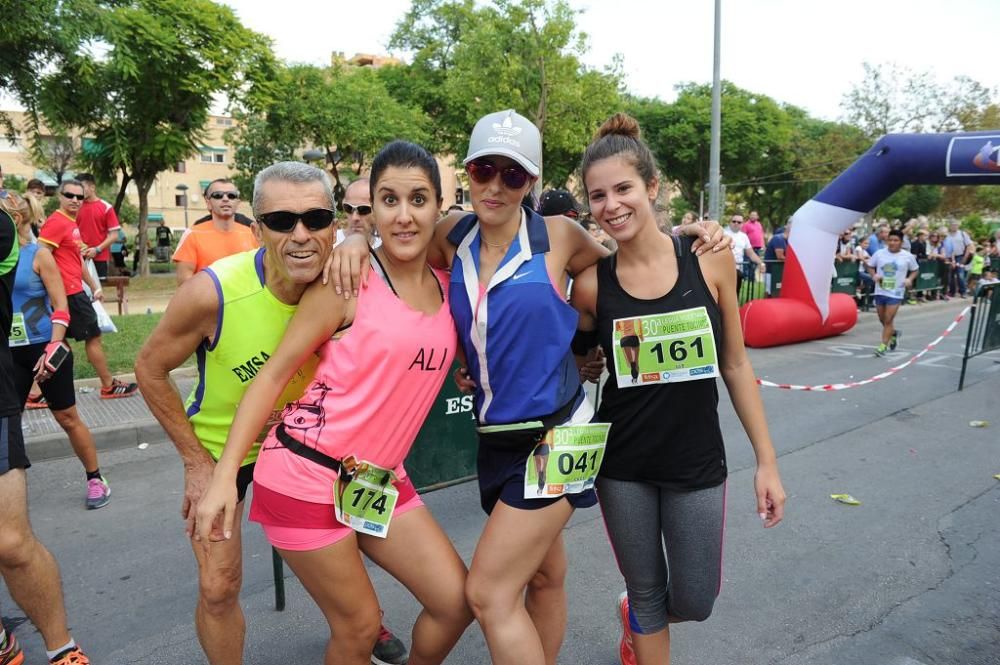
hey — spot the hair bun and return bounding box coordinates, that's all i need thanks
[596,113,641,141]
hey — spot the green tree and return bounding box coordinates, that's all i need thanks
[0,0,85,127]
[842,62,996,139]
[629,83,793,225]
[876,185,944,221]
[230,63,429,205]
[29,134,78,185]
[37,0,275,275]
[389,0,622,188]
[629,88,869,228]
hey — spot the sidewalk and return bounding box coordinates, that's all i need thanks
[22,296,974,464]
[21,369,194,462]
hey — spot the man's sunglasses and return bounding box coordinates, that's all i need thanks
[257,208,336,233]
[209,191,240,200]
[61,192,85,201]
[341,202,372,216]
[465,159,531,190]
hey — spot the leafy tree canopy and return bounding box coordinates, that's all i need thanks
[36,0,276,274]
[388,0,622,188]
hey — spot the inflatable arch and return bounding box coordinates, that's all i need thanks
[740,131,1000,348]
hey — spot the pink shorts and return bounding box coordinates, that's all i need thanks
[249,478,424,551]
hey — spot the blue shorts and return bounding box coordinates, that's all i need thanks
[475,391,598,514]
[476,443,598,514]
[874,295,903,307]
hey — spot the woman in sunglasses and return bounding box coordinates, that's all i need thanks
[329,109,728,665]
[195,142,472,665]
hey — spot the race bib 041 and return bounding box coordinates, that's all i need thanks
[333,462,399,539]
[611,307,719,388]
[524,423,610,499]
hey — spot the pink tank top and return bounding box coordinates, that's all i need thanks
[253,262,456,504]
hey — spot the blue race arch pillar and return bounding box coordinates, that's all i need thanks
[740,131,1000,348]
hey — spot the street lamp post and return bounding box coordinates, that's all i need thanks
[175,183,189,228]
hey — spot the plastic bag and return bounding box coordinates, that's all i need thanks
[92,299,118,334]
[82,259,117,334]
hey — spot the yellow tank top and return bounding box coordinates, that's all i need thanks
[185,248,318,465]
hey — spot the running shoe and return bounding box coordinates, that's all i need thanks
[889,329,900,351]
[48,647,89,664]
[86,477,111,510]
[371,622,408,665]
[0,632,24,665]
[100,378,138,399]
[617,592,638,665]
[25,393,49,410]
[874,343,888,357]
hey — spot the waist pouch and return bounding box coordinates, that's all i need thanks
[275,423,343,473]
[476,395,579,452]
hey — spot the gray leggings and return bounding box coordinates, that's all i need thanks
[596,477,726,634]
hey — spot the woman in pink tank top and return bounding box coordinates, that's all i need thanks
[196,142,472,665]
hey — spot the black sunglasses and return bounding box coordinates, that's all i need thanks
[209,191,240,200]
[61,192,85,201]
[465,159,530,190]
[257,208,336,233]
[341,202,372,216]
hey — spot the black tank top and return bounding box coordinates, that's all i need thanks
[596,236,727,489]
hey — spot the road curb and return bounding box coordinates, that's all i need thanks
[28,421,168,463]
[72,365,199,389]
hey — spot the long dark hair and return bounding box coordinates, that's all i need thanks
[370,141,443,203]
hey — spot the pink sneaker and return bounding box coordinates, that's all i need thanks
[86,477,111,510]
[617,592,637,665]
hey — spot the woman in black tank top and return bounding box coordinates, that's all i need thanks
[570,114,786,665]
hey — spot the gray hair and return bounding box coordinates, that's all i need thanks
[60,179,83,193]
[252,162,334,215]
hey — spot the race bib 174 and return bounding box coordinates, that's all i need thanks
[333,463,399,539]
[611,307,719,388]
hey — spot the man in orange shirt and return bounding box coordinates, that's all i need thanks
[173,179,257,285]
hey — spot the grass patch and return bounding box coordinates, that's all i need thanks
[121,274,177,296]
[68,312,194,380]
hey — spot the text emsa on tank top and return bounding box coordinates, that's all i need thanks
[232,346,449,384]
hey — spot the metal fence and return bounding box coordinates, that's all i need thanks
[959,281,1000,390]
[736,258,954,306]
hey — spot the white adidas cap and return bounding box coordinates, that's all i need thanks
[463,109,541,177]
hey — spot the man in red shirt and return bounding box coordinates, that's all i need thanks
[39,180,138,399]
[75,173,121,279]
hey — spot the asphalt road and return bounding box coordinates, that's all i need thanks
[4,299,999,664]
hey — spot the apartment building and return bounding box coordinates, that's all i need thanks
[2,108,463,228]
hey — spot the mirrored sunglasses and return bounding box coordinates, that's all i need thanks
[465,159,530,190]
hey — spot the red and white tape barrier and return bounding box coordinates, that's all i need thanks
[756,305,972,391]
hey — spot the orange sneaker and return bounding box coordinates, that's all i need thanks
[49,646,90,664]
[0,631,24,665]
[617,591,638,665]
[100,378,138,399]
[25,393,49,410]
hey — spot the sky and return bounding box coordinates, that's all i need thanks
[220,0,1000,122]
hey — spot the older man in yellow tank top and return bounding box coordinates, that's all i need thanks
[135,163,408,665]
